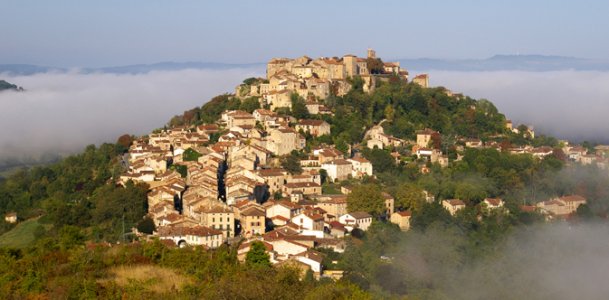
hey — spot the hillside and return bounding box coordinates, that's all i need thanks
[0,80,24,92]
[0,218,44,248]
[171,79,508,141]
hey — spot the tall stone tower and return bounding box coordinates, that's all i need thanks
[343,55,357,78]
[367,48,376,59]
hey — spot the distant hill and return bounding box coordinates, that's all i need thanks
[0,79,24,92]
[88,61,265,74]
[2,55,608,75]
[0,64,65,75]
[0,62,264,75]
[397,55,609,72]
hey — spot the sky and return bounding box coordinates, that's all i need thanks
[2,0,609,67]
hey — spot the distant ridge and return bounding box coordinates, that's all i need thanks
[0,62,264,75]
[0,64,66,76]
[2,55,609,75]
[90,61,265,74]
[397,54,609,71]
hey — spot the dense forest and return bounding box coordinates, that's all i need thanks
[1,77,608,298]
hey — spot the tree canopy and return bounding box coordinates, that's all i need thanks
[347,184,385,216]
[246,241,272,268]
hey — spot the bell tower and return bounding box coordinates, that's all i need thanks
[367,48,376,59]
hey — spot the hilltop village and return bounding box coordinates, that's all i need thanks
[233,49,426,110]
[115,50,598,279]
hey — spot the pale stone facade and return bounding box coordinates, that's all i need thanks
[390,211,411,231]
[321,159,352,182]
[295,119,331,137]
[236,49,407,103]
[442,199,466,215]
[412,74,429,88]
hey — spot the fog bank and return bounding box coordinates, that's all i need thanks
[426,70,609,143]
[450,223,609,299]
[0,68,262,163]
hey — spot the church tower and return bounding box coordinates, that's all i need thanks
[367,48,376,59]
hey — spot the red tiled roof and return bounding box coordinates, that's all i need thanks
[157,225,222,237]
[284,182,321,188]
[444,199,465,206]
[298,119,327,126]
[395,210,412,217]
[348,211,372,219]
[241,206,266,217]
[559,195,586,203]
[295,250,324,264]
[484,198,503,206]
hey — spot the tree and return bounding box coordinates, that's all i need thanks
[347,184,385,216]
[172,164,187,178]
[362,148,395,173]
[253,184,270,203]
[384,105,395,121]
[304,282,371,300]
[319,169,328,185]
[116,134,133,149]
[281,152,303,175]
[242,77,259,85]
[182,148,202,161]
[239,97,261,113]
[454,181,488,205]
[395,183,425,211]
[575,203,595,220]
[410,202,453,230]
[290,94,310,119]
[58,225,85,250]
[366,57,384,74]
[348,76,365,92]
[246,241,271,268]
[136,216,156,234]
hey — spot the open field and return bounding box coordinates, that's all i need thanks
[0,218,42,248]
[100,265,192,293]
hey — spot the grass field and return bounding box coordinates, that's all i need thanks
[101,265,192,293]
[0,218,42,248]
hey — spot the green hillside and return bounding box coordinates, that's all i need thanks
[0,80,24,92]
[0,218,43,248]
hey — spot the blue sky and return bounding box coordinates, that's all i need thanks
[2,0,609,67]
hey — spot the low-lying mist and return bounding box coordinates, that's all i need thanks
[425,70,609,143]
[386,222,609,299]
[0,68,262,164]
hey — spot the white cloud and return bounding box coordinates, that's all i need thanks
[0,68,263,161]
